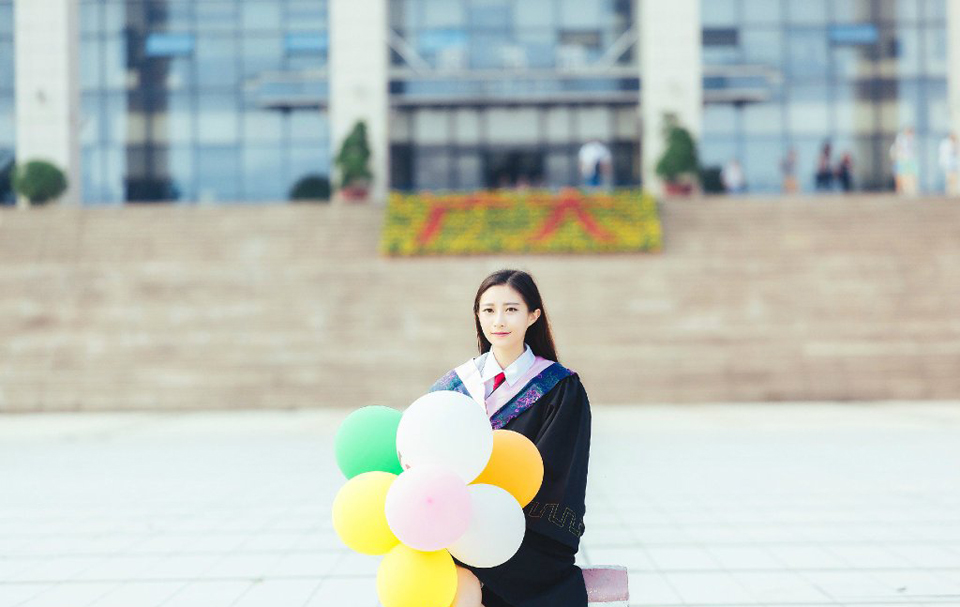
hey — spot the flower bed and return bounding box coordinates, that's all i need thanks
[381,189,662,256]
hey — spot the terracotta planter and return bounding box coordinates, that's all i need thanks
[340,185,369,202]
[664,182,694,196]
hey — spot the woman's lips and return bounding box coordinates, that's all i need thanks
[492,332,510,336]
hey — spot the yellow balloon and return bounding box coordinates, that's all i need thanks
[377,545,457,607]
[332,471,399,555]
[471,430,544,507]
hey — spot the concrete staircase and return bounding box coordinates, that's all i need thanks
[1,196,958,412]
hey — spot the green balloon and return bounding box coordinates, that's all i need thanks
[335,406,404,479]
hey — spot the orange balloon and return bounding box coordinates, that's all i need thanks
[471,430,543,507]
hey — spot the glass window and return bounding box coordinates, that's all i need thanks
[147,1,193,32]
[289,110,327,141]
[421,0,465,28]
[80,38,103,89]
[888,27,921,78]
[743,102,783,136]
[467,0,510,29]
[487,107,539,144]
[742,0,782,24]
[145,32,195,57]
[167,145,196,200]
[787,0,828,25]
[243,146,286,200]
[197,94,239,144]
[559,0,600,27]
[926,80,948,132]
[285,32,327,55]
[515,0,554,29]
[455,152,482,190]
[701,0,738,27]
[243,110,284,144]
[834,84,877,135]
[196,2,238,32]
[414,148,451,191]
[742,138,784,191]
[454,109,480,145]
[289,145,330,191]
[923,0,946,22]
[577,107,612,140]
[241,2,283,31]
[787,30,829,78]
[197,146,241,201]
[103,36,129,90]
[545,108,572,143]
[287,0,327,31]
[415,109,449,145]
[832,0,873,23]
[80,3,101,34]
[196,36,239,88]
[922,26,947,76]
[741,29,782,65]
[703,104,738,136]
[242,35,284,78]
[545,152,575,188]
[699,138,738,171]
[787,84,831,134]
[832,45,876,79]
[878,0,918,23]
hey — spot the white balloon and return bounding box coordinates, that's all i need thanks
[451,567,483,607]
[448,484,525,568]
[396,391,494,483]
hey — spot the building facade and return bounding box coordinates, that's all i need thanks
[1,0,958,204]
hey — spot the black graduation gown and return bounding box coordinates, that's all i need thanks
[428,366,592,607]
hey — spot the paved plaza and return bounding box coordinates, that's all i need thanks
[1,402,960,607]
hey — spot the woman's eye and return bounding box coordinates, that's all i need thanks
[507,308,517,312]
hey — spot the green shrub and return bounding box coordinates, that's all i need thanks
[335,121,372,189]
[289,174,331,201]
[13,159,68,205]
[654,114,699,185]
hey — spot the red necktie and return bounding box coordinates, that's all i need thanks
[491,372,506,393]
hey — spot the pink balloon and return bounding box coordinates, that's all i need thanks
[385,465,472,551]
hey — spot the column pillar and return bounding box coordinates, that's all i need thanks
[640,0,702,195]
[329,0,389,203]
[14,0,80,205]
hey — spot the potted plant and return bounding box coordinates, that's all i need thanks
[12,159,68,206]
[335,120,372,201]
[654,114,699,195]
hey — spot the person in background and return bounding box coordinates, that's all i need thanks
[780,147,798,194]
[836,153,854,192]
[939,132,959,197]
[890,127,918,195]
[577,139,612,191]
[815,141,833,191]
[721,158,746,194]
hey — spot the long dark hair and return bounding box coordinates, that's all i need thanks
[473,269,559,363]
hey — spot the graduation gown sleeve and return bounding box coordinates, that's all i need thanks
[468,373,592,607]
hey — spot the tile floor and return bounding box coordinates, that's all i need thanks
[1,402,959,607]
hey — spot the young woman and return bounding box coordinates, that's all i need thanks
[427,269,592,607]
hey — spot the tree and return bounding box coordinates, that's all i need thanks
[654,114,699,187]
[335,120,372,191]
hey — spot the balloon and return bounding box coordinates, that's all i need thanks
[449,567,483,607]
[448,484,525,568]
[332,471,400,555]
[385,465,472,551]
[397,391,493,483]
[377,544,457,607]
[471,430,544,507]
[335,405,403,478]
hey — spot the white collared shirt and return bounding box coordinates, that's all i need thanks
[480,344,535,399]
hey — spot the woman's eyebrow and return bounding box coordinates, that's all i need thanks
[480,302,522,306]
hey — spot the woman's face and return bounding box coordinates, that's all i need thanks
[477,285,541,351]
